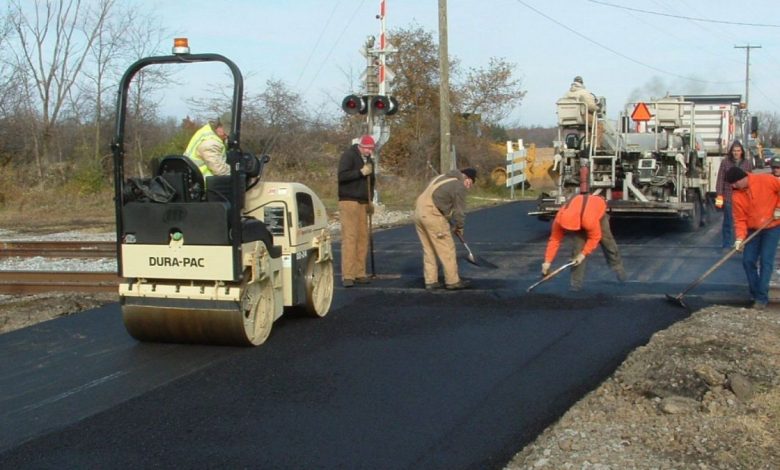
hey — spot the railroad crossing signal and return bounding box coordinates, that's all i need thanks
[341,94,398,116]
[341,95,367,115]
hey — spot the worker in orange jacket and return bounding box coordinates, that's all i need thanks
[725,167,780,309]
[542,194,626,291]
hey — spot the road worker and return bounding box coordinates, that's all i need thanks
[414,168,476,291]
[714,140,752,250]
[769,156,780,178]
[337,134,375,288]
[184,119,230,177]
[726,166,780,309]
[562,76,602,150]
[542,193,626,291]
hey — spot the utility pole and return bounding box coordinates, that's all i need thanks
[734,44,761,162]
[734,44,761,109]
[438,0,452,174]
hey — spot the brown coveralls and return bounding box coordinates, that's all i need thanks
[414,175,462,286]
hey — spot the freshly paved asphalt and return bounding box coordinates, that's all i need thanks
[0,201,748,469]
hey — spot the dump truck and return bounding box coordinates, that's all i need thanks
[110,39,333,346]
[533,93,750,231]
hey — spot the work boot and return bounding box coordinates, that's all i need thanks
[751,301,767,310]
[355,277,371,285]
[445,279,470,290]
[615,267,627,283]
[342,279,354,288]
[425,281,442,291]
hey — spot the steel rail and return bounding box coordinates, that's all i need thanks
[0,271,118,294]
[0,241,116,259]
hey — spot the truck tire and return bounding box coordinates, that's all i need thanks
[684,193,703,232]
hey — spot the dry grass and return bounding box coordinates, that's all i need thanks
[0,158,547,233]
[0,185,115,233]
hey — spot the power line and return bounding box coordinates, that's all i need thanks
[514,0,742,85]
[588,0,780,28]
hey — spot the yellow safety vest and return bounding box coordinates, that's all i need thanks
[183,123,225,178]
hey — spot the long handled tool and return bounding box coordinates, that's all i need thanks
[665,218,773,309]
[455,232,499,268]
[525,261,575,292]
[367,171,376,278]
[526,261,576,292]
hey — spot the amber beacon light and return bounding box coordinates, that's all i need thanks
[172,37,190,55]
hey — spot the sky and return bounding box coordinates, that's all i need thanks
[144,0,780,128]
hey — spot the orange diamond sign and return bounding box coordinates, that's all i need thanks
[631,102,652,122]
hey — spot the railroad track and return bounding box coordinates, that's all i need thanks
[0,241,118,294]
[0,241,116,258]
[0,271,118,294]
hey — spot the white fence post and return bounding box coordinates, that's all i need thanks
[506,140,527,199]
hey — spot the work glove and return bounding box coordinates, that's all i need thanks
[360,163,373,176]
[774,207,780,220]
[734,240,743,252]
[366,204,374,216]
[572,253,586,266]
[453,227,464,239]
[714,195,724,209]
[541,262,551,276]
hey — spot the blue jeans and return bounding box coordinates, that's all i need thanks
[721,201,734,248]
[741,224,780,304]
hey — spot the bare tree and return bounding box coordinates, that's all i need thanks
[122,13,172,177]
[456,57,526,123]
[7,0,115,178]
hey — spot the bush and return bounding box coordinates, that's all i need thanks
[68,160,108,195]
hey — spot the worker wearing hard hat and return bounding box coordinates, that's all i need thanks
[413,168,476,291]
[184,119,230,177]
[338,135,376,288]
[542,193,626,291]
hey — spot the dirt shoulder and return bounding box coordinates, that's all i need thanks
[506,304,780,469]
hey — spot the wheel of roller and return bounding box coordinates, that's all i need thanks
[241,277,275,346]
[301,257,334,317]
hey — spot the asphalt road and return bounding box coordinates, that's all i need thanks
[0,201,749,469]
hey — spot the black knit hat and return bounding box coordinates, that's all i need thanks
[725,166,747,184]
[461,168,477,181]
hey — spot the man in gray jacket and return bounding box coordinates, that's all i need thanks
[413,168,476,291]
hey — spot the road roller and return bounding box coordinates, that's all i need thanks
[110,40,333,346]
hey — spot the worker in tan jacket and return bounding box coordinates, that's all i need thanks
[414,168,476,291]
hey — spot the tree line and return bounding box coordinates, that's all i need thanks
[0,1,531,199]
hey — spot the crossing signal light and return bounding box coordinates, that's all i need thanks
[371,95,398,116]
[342,94,367,115]
[342,94,398,116]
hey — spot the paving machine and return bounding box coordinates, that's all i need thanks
[534,95,711,231]
[111,39,333,346]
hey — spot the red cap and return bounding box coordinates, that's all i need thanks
[358,135,375,149]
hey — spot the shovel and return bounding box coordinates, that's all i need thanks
[665,218,773,309]
[455,232,499,268]
[526,261,576,292]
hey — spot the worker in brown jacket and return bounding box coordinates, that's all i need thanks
[543,193,626,291]
[414,168,476,291]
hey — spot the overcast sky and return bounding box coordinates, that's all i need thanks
[145,0,780,127]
